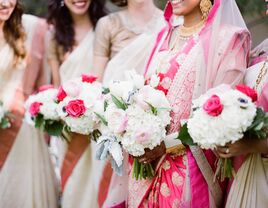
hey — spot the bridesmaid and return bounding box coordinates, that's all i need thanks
[91,0,164,206]
[0,1,58,208]
[92,0,164,82]
[46,1,106,208]
[127,0,250,207]
[223,58,268,208]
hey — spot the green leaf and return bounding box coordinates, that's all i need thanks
[34,114,45,129]
[177,123,196,146]
[104,100,108,111]
[0,117,11,129]
[102,87,110,95]
[146,102,158,115]
[111,95,127,110]
[94,112,108,126]
[44,120,64,136]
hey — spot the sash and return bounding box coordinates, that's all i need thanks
[61,134,90,191]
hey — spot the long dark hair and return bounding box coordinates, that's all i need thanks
[47,0,107,53]
[4,0,26,64]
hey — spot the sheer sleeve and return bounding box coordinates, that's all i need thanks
[214,29,250,88]
[94,16,111,58]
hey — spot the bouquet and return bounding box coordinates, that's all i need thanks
[24,85,63,136]
[0,101,11,129]
[96,71,171,180]
[178,84,268,181]
[56,74,104,137]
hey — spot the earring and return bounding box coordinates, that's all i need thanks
[60,0,64,7]
[200,0,212,19]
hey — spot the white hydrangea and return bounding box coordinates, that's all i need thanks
[64,111,96,135]
[121,105,167,157]
[24,88,60,122]
[187,90,257,149]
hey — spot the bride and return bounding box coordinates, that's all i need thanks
[127,0,250,207]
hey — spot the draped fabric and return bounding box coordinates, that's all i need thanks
[226,59,268,208]
[128,0,250,207]
[98,13,165,208]
[48,29,99,208]
[0,15,58,208]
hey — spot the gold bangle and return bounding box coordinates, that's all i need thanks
[166,144,186,155]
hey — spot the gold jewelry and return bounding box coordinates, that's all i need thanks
[179,20,205,38]
[200,0,212,20]
[254,57,268,91]
[166,144,186,155]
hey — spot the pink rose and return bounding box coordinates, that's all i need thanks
[57,86,67,102]
[38,84,54,92]
[81,74,97,83]
[203,95,223,117]
[236,84,258,102]
[65,99,86,118]
[29,102,42,117]
[107,108,128,134]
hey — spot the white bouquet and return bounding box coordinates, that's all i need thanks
[0,101,11,129]
[178,84,268,181]
[96,71,171,179]
[24,85,63,136]
[57,74,104,136]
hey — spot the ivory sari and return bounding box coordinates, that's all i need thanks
[128,1,250,207]
[225,59,268,208]
[47,30,99,208]
[0,15,58,208]
[95,11,165,208]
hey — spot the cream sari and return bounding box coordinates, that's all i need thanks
[226,59,268,208]
[50,30,99,208]
[0,15,58,208]
[101,14,165,208]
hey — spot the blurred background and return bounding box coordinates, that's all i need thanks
[22,0,267,47]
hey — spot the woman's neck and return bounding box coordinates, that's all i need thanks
[183,7,203,27]
[127,0,157,27]
[71,13,92,44]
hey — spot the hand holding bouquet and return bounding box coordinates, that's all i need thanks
[178,84,268,181]
[95,71,171,179]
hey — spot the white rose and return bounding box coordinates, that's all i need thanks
[106,105,128,134]
[109,80,134,102]
[149,74,160,88]
[124,70,145,89]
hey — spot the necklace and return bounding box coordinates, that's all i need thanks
[179,20,205,39]
[254,57,268,91]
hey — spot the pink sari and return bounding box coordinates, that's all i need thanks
[127,1,250,207]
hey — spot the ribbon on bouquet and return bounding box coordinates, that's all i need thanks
[96,135,124,176]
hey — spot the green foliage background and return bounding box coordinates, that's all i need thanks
[22,0,266,17]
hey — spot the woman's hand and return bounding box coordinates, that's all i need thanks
[216,136,268,158]
[138,141,166,164]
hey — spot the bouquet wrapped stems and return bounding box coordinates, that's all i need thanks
[133,158,155,180]
[215,158,235,182]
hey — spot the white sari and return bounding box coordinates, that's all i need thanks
[0,15,58,208]
[226,59,268,208]
[101,15,165,208]
[50,30,99,208]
